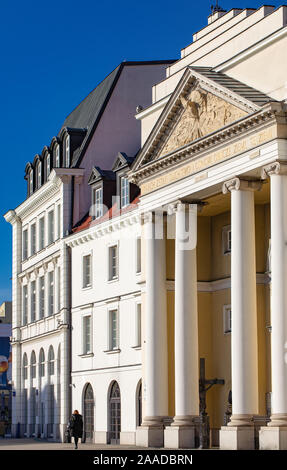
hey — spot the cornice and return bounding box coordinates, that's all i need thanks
[130,103,281,187]
[66,210,141,248]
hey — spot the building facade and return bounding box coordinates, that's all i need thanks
[4,4,287,450]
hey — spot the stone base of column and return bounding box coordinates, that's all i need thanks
[164,426,195,449]
[136,425,164,448]
[94,431,108,444]
[259,425,287,450]
[220,426,255,450]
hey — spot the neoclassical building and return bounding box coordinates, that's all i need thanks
[4,4,287,450]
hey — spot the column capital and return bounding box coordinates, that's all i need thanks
[167,199,203,215]
[222,177,262,194]
[261,161,287,179]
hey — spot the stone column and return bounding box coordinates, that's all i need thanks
[220,178,261,450]
[136,211,169,447]
[164,202,199,448]
[260,161,287,449]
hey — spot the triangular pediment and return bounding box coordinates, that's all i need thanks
[133,67,263,171]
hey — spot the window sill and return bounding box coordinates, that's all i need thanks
[82,285,92,291]
[223,251,231,256]
[104,348,121,354]
[107,277,119,284]
[78,353,94,358]
[132,345,141,350]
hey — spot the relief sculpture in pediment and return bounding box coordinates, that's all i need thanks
[160,88,247,157]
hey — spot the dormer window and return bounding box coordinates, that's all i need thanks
[37,161,41,189]
[120,176,129,208]
[65,135,70,167]
[47,154,51,177]
[93,187,103,219]
[55,144,60,168]
[29,169,33,195]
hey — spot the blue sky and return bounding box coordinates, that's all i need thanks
[0,0,283,303]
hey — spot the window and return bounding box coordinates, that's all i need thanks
[222,226,231,255]
[120,176,129,208]
[65,135,70,167]
[39,276,45,319]
[48,347,55,376]
[22,229,28,260]
[29,170,33,195]
[83,316,92,354]
[39,349,45,377]
[109,245,118,281]
[39,217,45,251]
[23,354,28,380]
[83,254,92,288]
[22,285,28,326]
[48,272,54,316]
[93,187,103,219]
[136,237,141,274]
[46,154,51,177]
[135,303,141,347]
[30,281,36,323]
[37,162,41,189]
[55,144,60,168]
[57,205,61,239]
[31,351,36,379]
[57,267,61,312]
[224,305,232,334]
[109,309,119,350]
[30,223,36,256]
[48,210,54,245]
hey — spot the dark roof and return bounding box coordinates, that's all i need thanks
[59,60,176,169]
[190,66,274,107]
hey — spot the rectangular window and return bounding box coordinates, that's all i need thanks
[83,254,92,288]
[30,223,36,256]
[31,281,36,323]
[222,226,231,255]
[39,217,45,251]
[109,245,118,280]
[136,303,141,347]
[94,187,103,219]
[39,276,45,319]
[83,316,91,354]
[121,176,129,208]
[48,210,54,245]
[57,267,61,312]
[136,237,141,274]
[22,229,28,260]
[22,285,28,325]
[110,309,119,350]
[57,205,61,239]
[48,272,54,316]
[224,305,232,334]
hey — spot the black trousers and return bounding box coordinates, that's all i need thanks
[74,436,79,447]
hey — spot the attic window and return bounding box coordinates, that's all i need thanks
[93,187,103,219]
[55,144,60,167]
[120,176,129,208]
[29,169,33,195]
[65,135,70,167]
[37,162,41,189]
[47,154,51,177]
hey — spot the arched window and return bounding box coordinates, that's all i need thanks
[46,153,51,177]
[83,383,94,442]
[29,169,34,196]
[55,144,60,168]
[31,351,36,379]
[39,349,45,377]
[23,353,28,380]
[109,381,121,444]
[37,161,42,189]
[65,135,70,167]
[48,346,55,376]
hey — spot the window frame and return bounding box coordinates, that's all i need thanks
[30,222,36,256]
[109,308,119,351]
[48,271,54,316]
[48,209,55,245]
[38,216,45,251]
[55,144,60,168]
[22,228,28,261]
[223,304,232,335]
[222,225,231,255]
[65,135,70,167]
[30,280,36,323]
[82,314,92,355]
[108,244,119,281]
[120,175,129,209]
[93,186,103,219]
[82,253,92,289]
[22,285,28,326]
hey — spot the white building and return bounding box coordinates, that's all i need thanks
[4,61,173,441]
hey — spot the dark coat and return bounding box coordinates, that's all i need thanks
[69,414,83,438]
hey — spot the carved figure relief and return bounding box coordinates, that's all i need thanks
[160,88,247,157]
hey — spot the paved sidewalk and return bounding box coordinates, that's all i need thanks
[0,438,177,451]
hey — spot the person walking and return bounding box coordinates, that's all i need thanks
[68,410,83,449]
